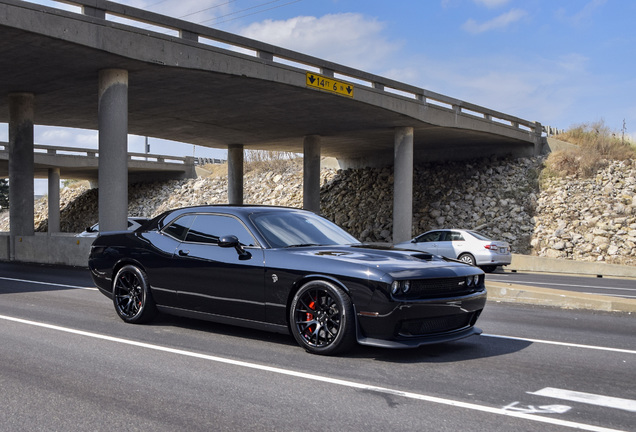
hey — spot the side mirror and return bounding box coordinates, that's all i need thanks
[219,235,251,260]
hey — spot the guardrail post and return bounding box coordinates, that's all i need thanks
[320,68,334,77]
[180,30,198,41]
[82,0,106,19]
[257,51,273,61]
[533,122,543,156]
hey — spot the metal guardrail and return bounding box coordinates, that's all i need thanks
[25,0,541,136]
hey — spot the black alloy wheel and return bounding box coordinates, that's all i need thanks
[458,253,476,266]
[290,280,355,355]
[113,264,157,324]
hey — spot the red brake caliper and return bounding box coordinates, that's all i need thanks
[305,294,317,337]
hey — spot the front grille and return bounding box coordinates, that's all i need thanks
[398,277,483,300]
[398,313,474,337]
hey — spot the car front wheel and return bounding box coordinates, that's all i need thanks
[290,280,356,355]
[113,264,157,324]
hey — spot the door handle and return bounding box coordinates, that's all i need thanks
[178,249,190,256]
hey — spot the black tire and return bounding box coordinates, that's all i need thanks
[481,265,497,273]
[458,253,476,266]
[112,264,157,324]
[289,280,356,355]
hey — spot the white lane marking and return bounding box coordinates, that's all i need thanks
[529,388,636,413]
[0,276,97,291]
[0,314,626,432]
[483,334,636,355]
[582,292,636,299]
[503,401,571,414]
[488,278,636,293]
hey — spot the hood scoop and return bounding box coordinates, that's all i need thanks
[413,253,434,260]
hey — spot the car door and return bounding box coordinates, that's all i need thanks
[171,213,266,322]
[434,230,457,258]
[445,230,467,259]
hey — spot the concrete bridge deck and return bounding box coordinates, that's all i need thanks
[0,0,541,167]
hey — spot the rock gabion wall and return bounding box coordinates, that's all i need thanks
[532,160,636,265]
[321,157,541,253]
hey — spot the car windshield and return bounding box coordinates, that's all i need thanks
[250,211,361,248]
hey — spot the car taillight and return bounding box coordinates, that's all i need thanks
[485,244,498,252]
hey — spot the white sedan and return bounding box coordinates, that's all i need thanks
[394,229,511,273]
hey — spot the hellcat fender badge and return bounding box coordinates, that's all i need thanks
[272,274,279,283]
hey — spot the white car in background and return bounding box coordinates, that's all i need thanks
[394,229,511,273]
[77,217,149,237]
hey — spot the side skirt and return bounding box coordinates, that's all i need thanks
[156,305,290,335]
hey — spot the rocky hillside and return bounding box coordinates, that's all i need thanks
[1,156,635,266]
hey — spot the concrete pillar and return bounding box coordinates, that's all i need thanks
[8,93,35,236]
[98,69,128,232]
[393,127,414,244]
[303,135,321,213]
[228,144,244,205]
[47,168,61,234]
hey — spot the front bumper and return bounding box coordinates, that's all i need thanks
[355,289,487,348]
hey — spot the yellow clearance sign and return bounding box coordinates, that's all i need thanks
[306,72,354,98]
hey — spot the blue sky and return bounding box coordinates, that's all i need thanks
[3,0,636,193]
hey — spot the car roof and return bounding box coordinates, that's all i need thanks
[153,205,315,229]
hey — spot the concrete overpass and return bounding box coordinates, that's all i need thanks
[0,142,196,183]
[0,0,542,264]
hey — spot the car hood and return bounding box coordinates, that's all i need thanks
[283,244,479,279]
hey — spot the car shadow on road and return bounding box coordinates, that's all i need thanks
[348,335,532,363]
[144,314,531,362]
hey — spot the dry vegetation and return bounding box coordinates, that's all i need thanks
[543,121,635,180]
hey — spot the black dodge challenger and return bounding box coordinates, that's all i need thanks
[89,205,487,355]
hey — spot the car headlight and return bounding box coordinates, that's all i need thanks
[391,280,412,295]
[466,275,481,287]
[391,281,400,294]
[403,280,411,293]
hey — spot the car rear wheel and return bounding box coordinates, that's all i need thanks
[113,265,157,324]
[290,280,356,355]
[458,253,476,266]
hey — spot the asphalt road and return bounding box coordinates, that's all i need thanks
[487,271,636,299]
[0,262,634,432]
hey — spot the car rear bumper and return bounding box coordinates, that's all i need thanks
[475,253,511,266]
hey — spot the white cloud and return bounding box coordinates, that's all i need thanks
[239,13,402,70]
[556,0,608,26]
[462,8,527,34]
[473,0,510,8]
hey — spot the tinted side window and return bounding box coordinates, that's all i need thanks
[449,231,465,241]
[163,214,196,241]
[418,231,443,242]
[185,214,256,246]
